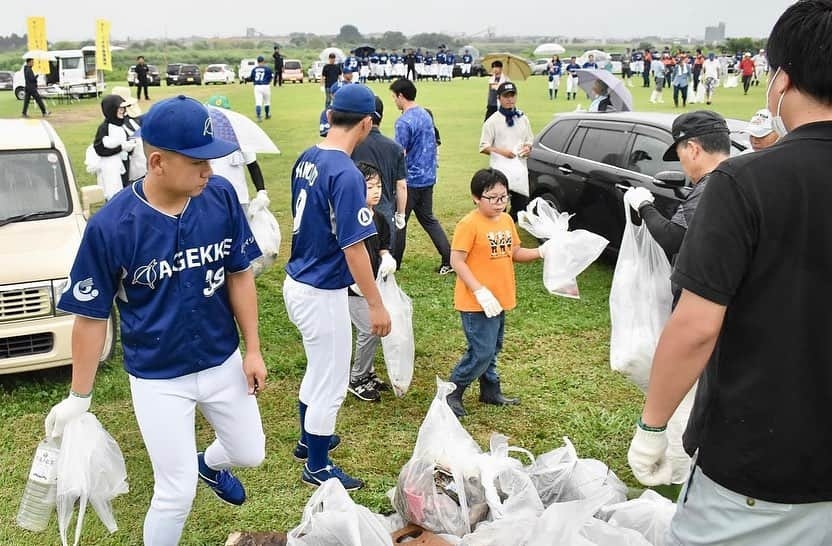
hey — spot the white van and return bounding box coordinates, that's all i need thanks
[239,58,257,83]
[0,119,114,374]
[13,47,106,101]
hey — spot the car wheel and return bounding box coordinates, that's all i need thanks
[15,87,25,100]
[99,313,117,365]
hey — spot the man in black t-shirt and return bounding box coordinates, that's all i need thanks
[134,56,150,100]
[272,46,284,87]
[628,2,832,543]
[321,53,342,108]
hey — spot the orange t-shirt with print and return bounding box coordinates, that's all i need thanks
[452,209,521,312]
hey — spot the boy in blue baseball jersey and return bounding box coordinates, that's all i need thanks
[284,84,391,491]
[45,96,267,544]
[250,56,273,122]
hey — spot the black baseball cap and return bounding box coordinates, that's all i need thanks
[371,95,383,124]
[663,110,730,161]
[497,82,517,96]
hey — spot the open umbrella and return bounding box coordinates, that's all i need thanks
[206,105,280,154]
[22,50,56,61]
[575,69,633,112]
[458,45,481,59]
[319,47,345,63]
[534,43,566,57]
[581,49,611,63]
[481,52,532,81]
[353,45,376,58]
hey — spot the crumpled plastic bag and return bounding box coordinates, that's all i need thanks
[287,478,393,546]
[246,202,280,277]
[518,197,608,299]
[57,412,129,546]
[598,489,677,546]
[477,434,541,521]
[490,153,529,197]
[609,202,672,392]
[377,273,415,397]
[526,437,627,508]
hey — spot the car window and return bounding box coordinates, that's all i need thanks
[0,150,70,220]
[541,119,578,152]
[566,127,586,156]
[578,128,628,166]
[61,57,81,70]
[628,134,682,177]
[207,66,221,72]
[284,61,301,70]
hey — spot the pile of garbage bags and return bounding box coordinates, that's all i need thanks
[287,378,677,546]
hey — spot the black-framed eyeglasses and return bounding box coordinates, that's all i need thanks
[481,193,508,204]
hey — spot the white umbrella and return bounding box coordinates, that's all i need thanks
[575,69,633,111]
[319,47,345,63]
[534,43,565,56]
[206,105,280,154]
[22,50,56,61]
[581,49,610,62]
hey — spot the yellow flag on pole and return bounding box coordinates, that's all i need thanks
[26,16,49,74]
[95,19,112,71]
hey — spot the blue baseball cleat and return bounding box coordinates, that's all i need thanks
[301,463,364,491]
[197,452,246,506]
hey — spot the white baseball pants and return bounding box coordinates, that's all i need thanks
[253,85,271,107]
[283,275,352,436]
[130,350,265,546]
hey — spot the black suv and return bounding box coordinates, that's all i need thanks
[175,64,201,86]
[527,112,750,252]
[165,63,182,86]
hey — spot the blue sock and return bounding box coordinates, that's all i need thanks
[298,401,308,446]
[256,105,262,118]
[264,105,270,117]
[306,433,331,472]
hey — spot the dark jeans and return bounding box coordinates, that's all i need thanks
[273,68,282,86]
[742,75,752,93]
[449,311,505,386]
[406,66,416,80]
[136,80,150,100]
[509,191,529,222]
[393,185,451,268]
[324,90,333,109]
[642,70,651,87]
[692,69,701,92]
[22,88,46,116]
[673,85,688,107]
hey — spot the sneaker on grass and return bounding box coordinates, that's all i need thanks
[197,452,246,505]
[367,371,390,392]
[302,463,364,491]
[348,378,380,402]
[437,264,454,275]
[292,434,341,462]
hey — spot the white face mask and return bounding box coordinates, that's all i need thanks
[766,67,788,137]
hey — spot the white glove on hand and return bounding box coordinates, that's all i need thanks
[537,239,552,259]
[45,392,91,440]
[379,253,397,278]
[628,421,673,486]
[474,287,503,318]
[394,212,406,230]
[624,187,655,210]
[350,283,364,297]
[248,190,270,215]
[121,140,137,152]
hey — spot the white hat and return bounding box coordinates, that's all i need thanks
[742,109,774,138]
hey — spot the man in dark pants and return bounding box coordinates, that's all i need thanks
[21,58,49,118]
[272,46,284,87]
[134,56,150,100]
[322,53,342,108]
[352,96,408,262]
[405,49,417,81]
[389,78,452,274]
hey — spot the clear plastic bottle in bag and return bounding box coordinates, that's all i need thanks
[17,439,60,532]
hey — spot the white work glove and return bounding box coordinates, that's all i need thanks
[474,287,503,318]
[394,212,406,230]
[45,392,91,440]
[537,239,552,259]
[248,190,270,215]
[350,283,363,297]
[121,139,137,152]
[379,252,397,278]
[624,187,655,210]
[628,421,673,486]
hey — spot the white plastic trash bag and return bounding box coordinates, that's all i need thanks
[599,489,677,546]
[609,203,673,391]
[247,202,280,277]
[56,412,128,546]
[723,75,739,88]
[490,153,529,197]
[287,478,393,546]
[377,273,415,397]
[518,198,608,299]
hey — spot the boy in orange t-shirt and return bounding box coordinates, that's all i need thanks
[446,168,547,417]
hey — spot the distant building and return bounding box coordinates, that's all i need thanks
[704,22,726,45]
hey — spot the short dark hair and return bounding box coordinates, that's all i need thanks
[329,110,369,130]
[137,55,144,61]
[389,78,417,101]
[470,168,508,198]
[328,53,336,59]
[687,132,731,156]
[491,60,503,68]
[356,161,381,181]
[767,0,832,104]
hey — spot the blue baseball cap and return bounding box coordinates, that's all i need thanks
[342,65,354,74]
[137,95,238,159]
[330,84,376,116]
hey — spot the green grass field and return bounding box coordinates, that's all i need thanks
[0,75,767,544]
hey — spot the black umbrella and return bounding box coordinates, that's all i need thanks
[353,45,376,58]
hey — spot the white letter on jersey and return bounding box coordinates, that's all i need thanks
[357,207,373,227]
[72,277,100,302]
[203,267,226,297]
[292,188,308,234]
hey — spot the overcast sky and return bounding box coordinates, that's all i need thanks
[3,1,794,42]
